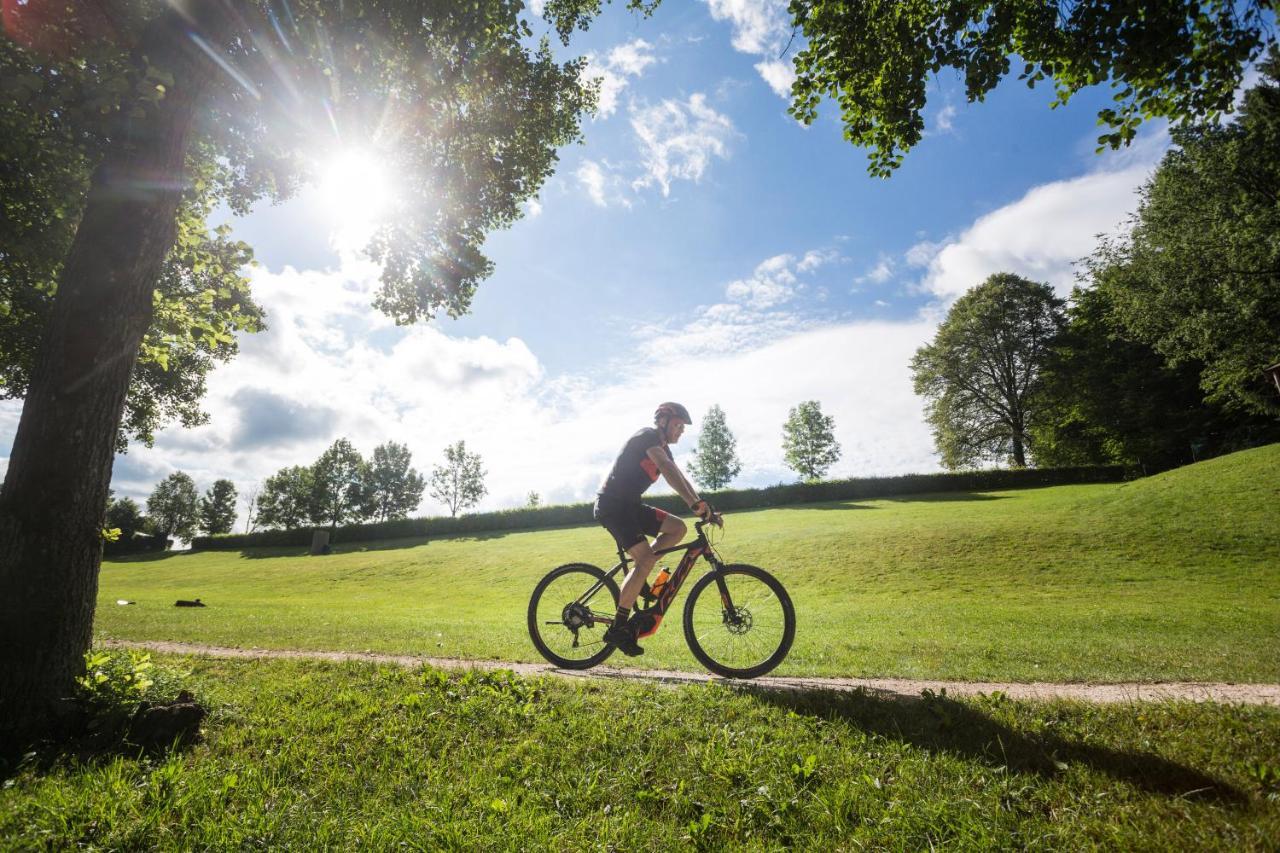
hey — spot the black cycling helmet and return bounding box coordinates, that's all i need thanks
[654,402,692,426]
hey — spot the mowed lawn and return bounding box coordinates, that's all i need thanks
[96,445,1280,683]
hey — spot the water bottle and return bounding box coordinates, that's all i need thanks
[649,567,671,599]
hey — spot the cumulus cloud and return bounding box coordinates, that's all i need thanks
[704,0,796,99]
[630,94,737,196]
[908,159,1161,300]
[576,159,630,208]
[754,59,795,98]
[856,256,894,286]
[583,38,658,119]
[934,103,958,134]
[705,0,790,55]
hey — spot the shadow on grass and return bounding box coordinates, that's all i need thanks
[230,528,516,559]
[744,685,1246,806]
[882,492,1009,503]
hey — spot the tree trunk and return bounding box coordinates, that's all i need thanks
[0,6,227,752]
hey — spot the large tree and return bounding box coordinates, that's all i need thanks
[782,401,842,482]
[362,441,426,523]
[310,439,368,531]
[0,0,615,747]
[430,440,488,518]
[689,404,742,490]
[145,471,199,542]
[197,478,238,536]
[912,273,1064,468]
[788,1,1276,176]
[255,466,316,532]
[1087,49,1280,418]
[1031,285,1280,472]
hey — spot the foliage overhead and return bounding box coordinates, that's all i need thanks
[1086,48,1280,418]
[197,478,238,536]
[788,0,1277,176]
[911,273,1064,469]
[430,440,488,518]
[145,471,199,541]
[362,441,426,523]
[782,400,842,482]
[0,25,265,450]
[0,0,604,448]
[689,404,742,490]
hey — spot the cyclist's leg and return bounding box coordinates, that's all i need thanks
[619,539,658,610]
[650,510,687,553]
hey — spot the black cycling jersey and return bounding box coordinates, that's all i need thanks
[598,427,670,503]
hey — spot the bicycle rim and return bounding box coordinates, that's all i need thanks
[527,563,619,669]
[683,564,794,679]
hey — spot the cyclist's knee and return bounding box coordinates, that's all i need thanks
[661,514,686,539]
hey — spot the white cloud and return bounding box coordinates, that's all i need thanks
[909,158,1162,300]
[856,256,894,285]
[524,198,543,217]
[575,159,631,209]
[725,253,799,309]
[630,94,737,196]
[607,39,658,76]
[935,103,957,134]
[583,38,658,119]
[754,59,795,98]
[705,0,790,55]
[704,0,796,98]
[577,160,609,207]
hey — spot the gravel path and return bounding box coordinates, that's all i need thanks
[103,640,1280,706]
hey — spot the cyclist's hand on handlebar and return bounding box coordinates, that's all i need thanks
[692,500,723,527]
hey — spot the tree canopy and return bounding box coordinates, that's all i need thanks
[197,479,238,536]
[788,0,1277,176]
[1087,48,1280,418]
[146,471,199,541]
[689,404,742,490]
[430,440,488,518]
[911,273,1064,468]
[782,401,842,481]
[362,442,426,523]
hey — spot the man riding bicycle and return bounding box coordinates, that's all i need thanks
[595,402,720,656]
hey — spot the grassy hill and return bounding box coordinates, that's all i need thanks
[96,445,1280,683]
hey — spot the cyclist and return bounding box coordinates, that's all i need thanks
[596,402,720,656]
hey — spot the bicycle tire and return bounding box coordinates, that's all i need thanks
[682,563,795,679]
[527,562,620,669]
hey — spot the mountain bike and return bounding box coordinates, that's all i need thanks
[527,519,795,679]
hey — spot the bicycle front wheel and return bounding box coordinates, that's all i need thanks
[683,564,795,679]
[527,563,620,669]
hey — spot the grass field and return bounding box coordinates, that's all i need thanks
[95,444,1280,683]
[3,656,1279,849]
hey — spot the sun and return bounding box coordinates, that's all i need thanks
[317,148,394,240]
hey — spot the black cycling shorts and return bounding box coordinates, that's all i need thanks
[594,496,669,553]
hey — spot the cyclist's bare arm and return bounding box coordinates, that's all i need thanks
[647,446,702,512]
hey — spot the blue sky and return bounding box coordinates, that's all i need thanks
[0,0,1182,525]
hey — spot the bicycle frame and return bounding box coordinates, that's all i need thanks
[577,521,727,639]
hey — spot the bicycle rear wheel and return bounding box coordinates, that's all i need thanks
[527,563,620,669]
[682,564,795,679]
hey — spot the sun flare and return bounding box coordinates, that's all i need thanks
[318,148,393,239]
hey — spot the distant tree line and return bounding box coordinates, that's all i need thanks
[104,473,241,553]
[911,55,1280,472]
[253,439,427,533]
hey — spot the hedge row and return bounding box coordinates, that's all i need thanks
[191,465,1129,551]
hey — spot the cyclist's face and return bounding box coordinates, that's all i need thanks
[665,419,686,443]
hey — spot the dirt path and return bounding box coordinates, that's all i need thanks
[102,640,1280,706]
